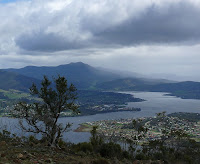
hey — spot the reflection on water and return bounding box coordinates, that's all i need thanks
[1,91,200,143]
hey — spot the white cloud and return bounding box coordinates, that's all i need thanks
[1,0,200,80]
[0,0,200,53]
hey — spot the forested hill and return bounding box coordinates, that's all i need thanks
[0,70,40,91]
[5,62,120,89]
[96,78,173,90]
[97,78,200,99]
[140,81,200,99]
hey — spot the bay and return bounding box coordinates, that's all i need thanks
[1,91,200,143]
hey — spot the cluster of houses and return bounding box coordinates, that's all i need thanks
[0,105,12,117]
[84,115,200,142]
[90,104,140,112]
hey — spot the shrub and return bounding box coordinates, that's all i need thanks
[99,142,122,158]
[75,142,93,153]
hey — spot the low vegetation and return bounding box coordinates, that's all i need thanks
[0,129,124,164]
[0,119,200,163]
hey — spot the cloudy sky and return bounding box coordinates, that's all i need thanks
[0,0,200,81]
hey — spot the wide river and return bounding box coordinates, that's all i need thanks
[1,91,200,143]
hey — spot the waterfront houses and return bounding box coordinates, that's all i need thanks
[80,113,200,143]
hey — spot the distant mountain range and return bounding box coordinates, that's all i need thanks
[4,62,173,89]
[1,62,200,100]
[5,62,120,89]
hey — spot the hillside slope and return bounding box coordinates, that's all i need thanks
[97,78,200,99]
[96,77,174,90]
[0,70,40,91]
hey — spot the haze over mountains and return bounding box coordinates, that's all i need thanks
[3,62,172,88]
[1,62,200,99]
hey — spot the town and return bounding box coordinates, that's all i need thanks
[76,112,200,143]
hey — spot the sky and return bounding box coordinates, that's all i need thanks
[0,0,200,81]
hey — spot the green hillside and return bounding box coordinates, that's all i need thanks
[0,89,39,105]
[0,70,40,92]
[96,77,172,90]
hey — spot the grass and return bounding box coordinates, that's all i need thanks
[0,89,42,117]
[0,89,30,99]
[3,92,29,99]
[0,89,39,103]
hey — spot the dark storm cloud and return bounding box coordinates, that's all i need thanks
[14,1,200,52]
[16,31,86,52]
[95,2,200,45]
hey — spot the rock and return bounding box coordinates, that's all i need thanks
[17,153,23,159]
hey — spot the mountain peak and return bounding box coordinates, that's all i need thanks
[68,62,90,67]
[57,62,91,68]
[69,62,86,65]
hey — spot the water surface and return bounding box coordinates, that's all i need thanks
[1,91,200,143]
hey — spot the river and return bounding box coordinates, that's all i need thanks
[1,91,200,143]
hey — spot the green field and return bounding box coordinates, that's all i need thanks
[0,89,40,109]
